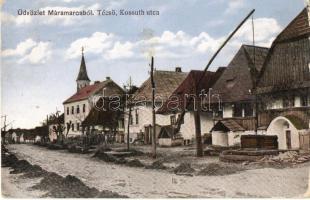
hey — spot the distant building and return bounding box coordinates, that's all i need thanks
[48,113,64,142]
[256,8,310,150]
[63,51,124,137]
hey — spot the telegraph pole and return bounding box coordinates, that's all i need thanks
[125,77,133,151]
[150,56,157,158]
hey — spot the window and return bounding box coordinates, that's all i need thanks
[71,106,74,114]
[170,115,176,125]
[233,103,242,117]
[135,110,139,125]
[244,103,254,117]
[67,107,69,115]
[76,105,80,114]
[283,96,294,108]
[71,123,74,131]
[118,119,124,129]
[83,104,86,113]
[77,123,80,131]
[301,95,308,107]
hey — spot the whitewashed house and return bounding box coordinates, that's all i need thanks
[157,68,226,145]
[63,51,124,137]
[209,45,270,147]
[48,113,64,142]
[255,7,310,150]
[124,68,188,144]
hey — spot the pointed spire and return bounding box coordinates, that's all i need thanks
[76,46,90,81]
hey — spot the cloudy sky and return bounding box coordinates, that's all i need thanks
[1,0,307,128]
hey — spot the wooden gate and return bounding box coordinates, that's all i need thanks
[299,133,310,151]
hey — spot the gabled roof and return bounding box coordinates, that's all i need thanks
[76,54,90,81]
[134,70,188,102]
[158,125,177,138]
[211,119,245,132]
[211,45,269,103]
[256,8,310,94]
[157,68,225,114]
[274,8,310,43]
[63,79,124,104]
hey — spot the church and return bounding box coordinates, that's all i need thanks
[63,49,124,137]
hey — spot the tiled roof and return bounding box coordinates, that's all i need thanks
[212,119,245,132]
[134,70,188,102]
[157,68,225,114]
[63,80,124,104]
[211,45,269,103]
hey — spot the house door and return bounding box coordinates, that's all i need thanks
[286,130,292,149]
[299,134,310,151]
[144,126,150,144]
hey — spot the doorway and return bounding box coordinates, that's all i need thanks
[286,130,292,149]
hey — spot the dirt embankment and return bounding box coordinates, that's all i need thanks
[1,145,128,198]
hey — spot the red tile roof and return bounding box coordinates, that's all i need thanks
[63,80,124,104]
[157,68,225,114]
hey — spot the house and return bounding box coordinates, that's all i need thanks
[48,113,64,142]
[255,7,310,150]
[124,67,188,143]
[157,68,226,145]
[63,51,124,137]
[209,45,270,147]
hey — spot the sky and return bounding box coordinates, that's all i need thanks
[1,0,307,129]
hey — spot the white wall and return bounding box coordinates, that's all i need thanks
[64,99,90,137]
[295,96,302,107]
[179,112,214,140]
[267,116,301,150]
[49,124,58,142]
[212,131,228,146]
[124,105,172,141]
[223,103,233,118]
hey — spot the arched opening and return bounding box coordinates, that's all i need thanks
[266,116,300,150]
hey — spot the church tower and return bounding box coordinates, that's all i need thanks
[76,47,90,91]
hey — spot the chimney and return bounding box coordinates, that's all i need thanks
[94,81,100,84]
[106,76,111,80]
[175,67,182,72]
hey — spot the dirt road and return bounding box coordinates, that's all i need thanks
[3,144,310,198]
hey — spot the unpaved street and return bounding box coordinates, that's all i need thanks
[3,144,310,198]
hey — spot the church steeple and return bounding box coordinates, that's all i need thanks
[76,47,90,91]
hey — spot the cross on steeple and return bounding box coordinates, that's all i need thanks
[81,46,84,55]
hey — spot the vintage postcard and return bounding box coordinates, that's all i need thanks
[1,0,310,198]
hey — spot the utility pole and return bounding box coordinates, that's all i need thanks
[1,115,7,144]
[125,77,133,151]
[150,56,157,158]
[2,115,7,133]
[251,15,259,135]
